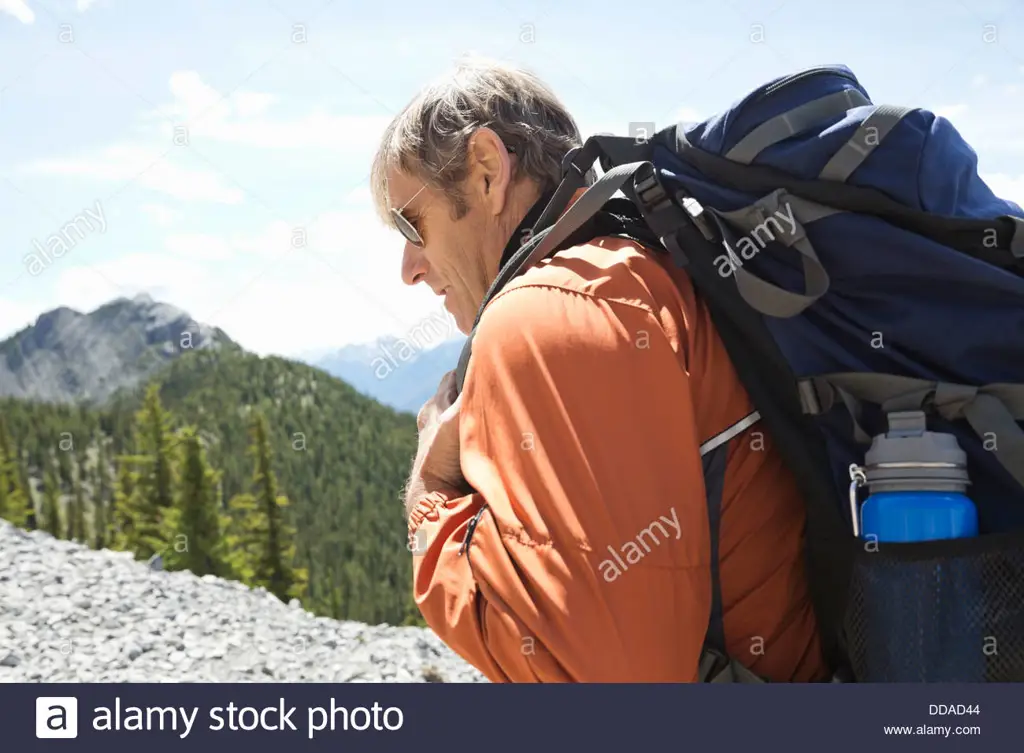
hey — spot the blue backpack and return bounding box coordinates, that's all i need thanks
[455,64,1024,682]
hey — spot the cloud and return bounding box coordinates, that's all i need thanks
[52,254,210,314]
[40,193,436,356]
[76,0,98,10]
[16,71,392,206]
[151,71,393,153]
[20,144,244,204]
[161,219,304,262]
[0,0,34,23]
[0,297,38,341]
[981,173,1024,207]
[140,203,182,228]
[47,232,438,357]
[674,106,705,125]
[934,104,969,119]
[162,233,236,261]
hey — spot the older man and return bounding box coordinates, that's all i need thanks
[370,57,824,683]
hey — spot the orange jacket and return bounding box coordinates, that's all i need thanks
[408,224,825,683]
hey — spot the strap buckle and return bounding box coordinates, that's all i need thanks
[634,169,672,213]
[798,378,829,415]
[698,647,766,684]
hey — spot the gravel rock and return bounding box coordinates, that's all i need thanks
[0,521,487,683]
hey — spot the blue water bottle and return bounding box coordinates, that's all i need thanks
[850,410,981,682]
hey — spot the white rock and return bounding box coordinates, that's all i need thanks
[0,521,487,683]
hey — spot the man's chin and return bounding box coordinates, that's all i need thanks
[451,309,472,335]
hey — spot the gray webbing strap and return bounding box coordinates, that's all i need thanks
[711,190,840,317]
[801,373,1024,489]
[517,161,648,275]
[818,104,916,182]
[725,89,871,165]
[1009,216,1024,259]
[699,647,767,683]
[454,161,649,396]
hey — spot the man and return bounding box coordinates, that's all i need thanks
[370,56,825,683]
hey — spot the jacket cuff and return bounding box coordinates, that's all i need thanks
[407,488,463,534]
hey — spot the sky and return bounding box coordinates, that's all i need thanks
[1,0,1023,359]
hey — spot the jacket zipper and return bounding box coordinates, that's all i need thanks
[459,504,488,556]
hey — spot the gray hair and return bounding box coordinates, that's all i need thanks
[370,55,590,228]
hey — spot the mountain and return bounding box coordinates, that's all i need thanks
[1,344,421,626]
[0,294,235,405]
[314,335,467,414]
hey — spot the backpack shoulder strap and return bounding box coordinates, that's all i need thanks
[454,160,654,395]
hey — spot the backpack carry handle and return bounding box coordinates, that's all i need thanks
[706,189,836,318]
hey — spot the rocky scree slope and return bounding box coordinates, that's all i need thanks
[0,522,486,683]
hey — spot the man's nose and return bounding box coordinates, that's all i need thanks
[401,241,429,286]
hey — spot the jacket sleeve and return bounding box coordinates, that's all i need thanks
[408,283,714,682]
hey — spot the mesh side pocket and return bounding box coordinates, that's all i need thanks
[844,530,1024,682]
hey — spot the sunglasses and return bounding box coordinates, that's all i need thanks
[391,143,517,247]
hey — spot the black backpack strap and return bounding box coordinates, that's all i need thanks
[455,155,655,396]
[628,166,855,680]
[696,412,770,684]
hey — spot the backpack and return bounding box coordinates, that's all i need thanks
[454,63,1024,683]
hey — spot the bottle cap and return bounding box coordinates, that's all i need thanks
[864,410,970,493]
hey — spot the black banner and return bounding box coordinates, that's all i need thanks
[10,683,1019,751]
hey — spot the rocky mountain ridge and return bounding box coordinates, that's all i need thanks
[0,294,235,404]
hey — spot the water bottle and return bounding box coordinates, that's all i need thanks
[849,410,982,682]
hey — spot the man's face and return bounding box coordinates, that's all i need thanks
[385,129,527,334]
[387,168,502,334]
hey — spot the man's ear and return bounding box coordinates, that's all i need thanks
[468,127,513,216]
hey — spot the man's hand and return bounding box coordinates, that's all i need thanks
[405,370,467,517]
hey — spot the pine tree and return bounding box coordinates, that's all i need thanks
[136,384,176,510]
[223,413,307,602]
[67,464,87,542]
[110,455,163,559]
[56,444,73,488]
[17,444,35,530]
[223,491,260,584]
[163,427,228,577]
[110,460,134,550]
[108,386,177,560]
[41,457,62,538]
[0,453,9,523]
[92,441,112,549]
[0,418,11,521]
[0,418,28,527]
[92,494,108,550]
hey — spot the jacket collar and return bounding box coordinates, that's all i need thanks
[498,188,557,270]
